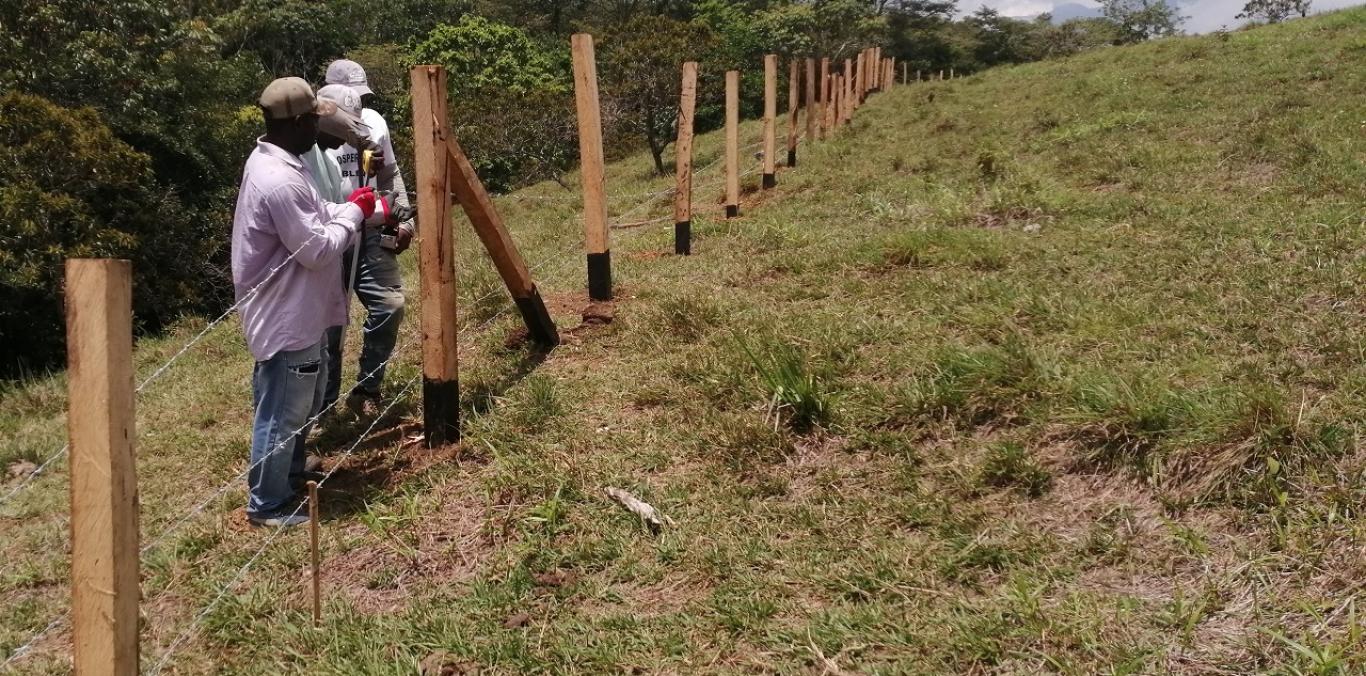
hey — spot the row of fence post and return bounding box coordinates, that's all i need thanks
[56,36,917,674]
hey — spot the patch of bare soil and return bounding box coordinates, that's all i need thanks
[320,483,493,614]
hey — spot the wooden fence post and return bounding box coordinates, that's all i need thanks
[787,58,799,168]
[410,65,460,447]
[762,54,777,189]
[872,47,881,92]
[835,58,846,121]
[571,33,611,302]
[674,61,697,255]
[804,57,816,146]
[903,62,908,85]
[443,129,559,347]
[66,258,139,676]
[818,57,830,140]
[725,69,740,218]
[834,74,843,128]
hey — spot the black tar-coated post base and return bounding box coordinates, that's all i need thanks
[587,251,612,301]
[725,204,739,219]
[514,285,559,347]
[762,173,776,189]
[423,378,460,448]
[787,150,797,167]
[674,221,691,256]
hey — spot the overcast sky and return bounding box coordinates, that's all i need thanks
[959,0,1365,33]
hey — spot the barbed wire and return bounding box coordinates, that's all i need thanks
[0,615,64,670]
[0,229,345,509]
[144,374,422,676]
[4,113,823,668]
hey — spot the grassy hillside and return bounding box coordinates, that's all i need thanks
[4,9,1366,673]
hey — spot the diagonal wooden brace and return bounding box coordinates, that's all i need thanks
[442,134,559,348]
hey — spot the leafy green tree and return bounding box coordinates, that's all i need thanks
[409,15,566,99]
[1099,0,1186,42]
[1237,0,1311,23]
[1033,17,1128,56]
[214,0,360,79]
[600,15,716,175]
[0,93,226,377]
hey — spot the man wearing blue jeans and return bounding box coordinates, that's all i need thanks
[322,59,414,417]
[232,77,387,527]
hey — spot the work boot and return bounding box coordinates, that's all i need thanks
[247,502,310,529]
[346,390,382,418]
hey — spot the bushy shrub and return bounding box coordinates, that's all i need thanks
[0,93,224,377]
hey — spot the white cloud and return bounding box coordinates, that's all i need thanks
[957,0,1366,34]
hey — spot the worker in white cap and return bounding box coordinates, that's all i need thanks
[233,76,392,528]
[321,59,413,418]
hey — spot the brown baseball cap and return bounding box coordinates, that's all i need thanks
[258,77,337,120]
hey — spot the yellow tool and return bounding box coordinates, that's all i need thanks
[360,149,376,178]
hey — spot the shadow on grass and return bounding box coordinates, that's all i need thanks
[308,340,554,520]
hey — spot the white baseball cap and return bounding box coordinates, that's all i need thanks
[325,60,373,96]
[316,84,372,148]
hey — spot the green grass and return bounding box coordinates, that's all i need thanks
[5,9,1366,673]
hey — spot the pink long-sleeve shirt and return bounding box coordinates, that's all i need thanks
[231,139,362,362]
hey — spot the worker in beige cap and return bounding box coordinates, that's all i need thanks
[232,77,393,528]
[322,59,413,419]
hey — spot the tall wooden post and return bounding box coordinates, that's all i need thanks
[871,48,879,92]
[832,74,842,129]
[724,70,740,219]
[950,67,955,79]
[762,54,777,189]
[786,58,799,168]
[903,62,908,85]
[857,51,866,104]
[66,258,139,676]
[411,65,460,447]
[673,61,697,255]
[571,33,611,301]
[804,58,817,143]
[844,58,854,117]
[443,132,559,347]
[818,57,830,140]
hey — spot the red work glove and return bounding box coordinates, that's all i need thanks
[347,186,376,219]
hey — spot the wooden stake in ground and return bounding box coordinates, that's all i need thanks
[442,127,559,347]
[844,58,853,120]
[851,53,859,107]
[818,57,830,139]
[950,67,955,79]
[762,54,777,189]
[872,47,881,92]
[787,58,799,168]
[833,74,843,128]
[410,65,460,447]
[571,33,611,301]
[903,62,908,85]
[725,69,740,218]
[66,258,139,676]
[673,61,697,255]
[804,57,817,145]
[307,481,321,627]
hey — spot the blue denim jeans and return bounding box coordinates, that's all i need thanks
[247,338,328,517]
[324,229,405,409]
